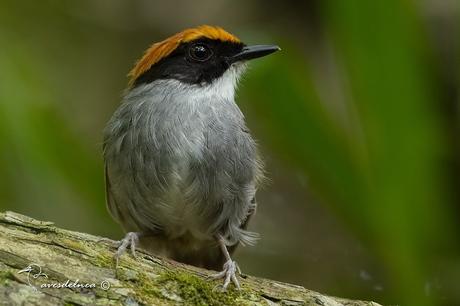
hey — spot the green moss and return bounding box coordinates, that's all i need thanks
[94,252,115,269]
[156,270,247,306]
[60,238,89,253]
[130,271,163,305]
[119,264,253,305]
[0,270,14,285]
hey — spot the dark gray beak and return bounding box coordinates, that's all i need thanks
[230,45,280,63]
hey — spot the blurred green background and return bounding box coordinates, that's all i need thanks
[0,1,459,305]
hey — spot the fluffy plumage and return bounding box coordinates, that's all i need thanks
[104,26,278,282]
[104,64,263,269]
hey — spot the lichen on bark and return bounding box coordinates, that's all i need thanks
[0,211,382,306]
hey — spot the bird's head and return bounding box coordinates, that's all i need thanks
[127,25,279,92]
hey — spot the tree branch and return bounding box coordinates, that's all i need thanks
[0,211,382,305]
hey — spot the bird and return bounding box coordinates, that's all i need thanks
[103,25,279,290]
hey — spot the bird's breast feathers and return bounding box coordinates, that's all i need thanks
[104,70,260,244]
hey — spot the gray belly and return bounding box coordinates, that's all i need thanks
[104,93,261,245]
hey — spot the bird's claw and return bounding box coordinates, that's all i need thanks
[208,260,241,291]
[114,232,140,268]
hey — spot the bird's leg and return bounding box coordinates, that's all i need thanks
[114,232,142,267]
[209,234,241,291]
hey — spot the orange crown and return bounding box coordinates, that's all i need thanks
[128,25,241,85]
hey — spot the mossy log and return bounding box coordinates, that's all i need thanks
[0,211,382,306]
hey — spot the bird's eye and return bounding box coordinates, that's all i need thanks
[188,44,213,62]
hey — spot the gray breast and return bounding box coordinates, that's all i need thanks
[103,79,263,246]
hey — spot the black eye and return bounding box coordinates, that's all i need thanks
[188,44,213,62]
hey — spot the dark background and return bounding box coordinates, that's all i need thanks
[0,1,459,305]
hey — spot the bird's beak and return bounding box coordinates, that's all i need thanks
[230,45,280,63]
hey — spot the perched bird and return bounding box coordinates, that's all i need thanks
[103,25,279,290]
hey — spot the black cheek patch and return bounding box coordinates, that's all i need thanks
[132,39,244,88]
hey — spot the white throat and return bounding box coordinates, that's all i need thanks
[126,63,246,104]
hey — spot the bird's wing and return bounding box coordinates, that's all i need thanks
[104,163,121,222]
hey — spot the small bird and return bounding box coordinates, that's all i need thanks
[103,25,279,290]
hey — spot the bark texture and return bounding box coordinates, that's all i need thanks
[0,211,382,306]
